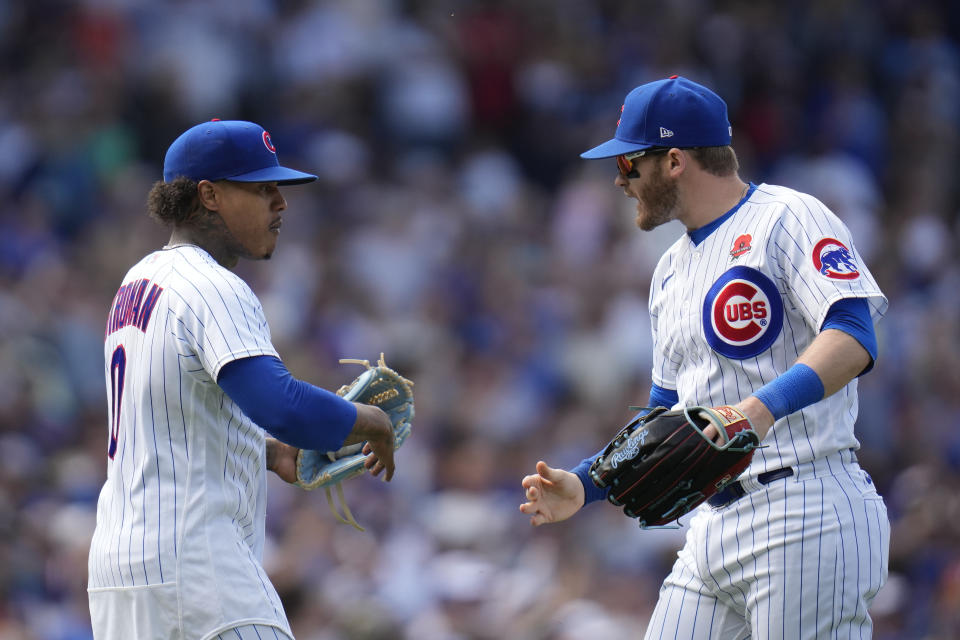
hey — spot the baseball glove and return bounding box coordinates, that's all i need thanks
[589,405,759,528]
[296,353,414,530]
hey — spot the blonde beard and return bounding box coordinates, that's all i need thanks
[636,163,680,231]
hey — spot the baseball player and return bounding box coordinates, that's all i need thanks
[520,77,890,638]
[87,120,396,640]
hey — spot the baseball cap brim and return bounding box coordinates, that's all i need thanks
[227,165,318,185]
[580,137,656,159]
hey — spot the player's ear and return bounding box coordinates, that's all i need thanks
[197,180,220,211]
[665,148,686,176]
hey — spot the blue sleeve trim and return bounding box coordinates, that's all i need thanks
[821,297,877,374]
[752,363,825,422]
[218,355,356,451]
[572,384,678,505]
[649,383,679,409]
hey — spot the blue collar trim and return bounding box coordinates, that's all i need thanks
[688,182,756,246]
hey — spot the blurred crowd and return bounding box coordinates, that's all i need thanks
[1,0,959,638]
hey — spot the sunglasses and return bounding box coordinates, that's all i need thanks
[616,148,670,178]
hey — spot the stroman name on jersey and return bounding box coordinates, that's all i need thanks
[105,278,164,337]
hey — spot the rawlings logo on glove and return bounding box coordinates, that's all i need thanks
[295,354,414,530]
[590,405,759,528]
[609,427,648,469]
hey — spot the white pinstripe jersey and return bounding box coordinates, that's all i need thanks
[88,245,292,635]
[650,183,887,474]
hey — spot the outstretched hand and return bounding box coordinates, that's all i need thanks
[519,461,585,526]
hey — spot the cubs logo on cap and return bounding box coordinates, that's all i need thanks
[262,131,277,153]
[702,266,783,359]
[812,238,860,280]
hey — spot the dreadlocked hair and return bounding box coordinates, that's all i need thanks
[147,178,206,226]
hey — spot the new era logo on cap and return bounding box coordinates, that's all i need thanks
[581,76,732,159]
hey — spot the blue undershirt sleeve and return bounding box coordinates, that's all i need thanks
[648,383,680,410]
[571,383,680,505]
[820,297,878,374]
[217,355,356,451]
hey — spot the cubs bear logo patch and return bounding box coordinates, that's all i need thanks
[702,266,783,359]
[812,237,860,280]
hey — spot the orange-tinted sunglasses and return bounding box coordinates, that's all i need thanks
[616,148,670,178]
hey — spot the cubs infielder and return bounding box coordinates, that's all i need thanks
[520,77,890,638]
[88,120,396,640]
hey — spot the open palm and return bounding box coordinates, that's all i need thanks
[519,461,586,526]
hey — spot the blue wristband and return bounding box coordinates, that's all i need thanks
[572,454,609,505]
[752,363,825,421]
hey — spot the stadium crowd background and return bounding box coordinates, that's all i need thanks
[1,0,959,638]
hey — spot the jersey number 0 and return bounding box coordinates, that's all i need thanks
[108,345,126,459]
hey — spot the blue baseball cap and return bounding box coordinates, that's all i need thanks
[581,76,732,159]
[163,119,317,185]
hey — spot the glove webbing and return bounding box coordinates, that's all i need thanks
[325,483,364,531]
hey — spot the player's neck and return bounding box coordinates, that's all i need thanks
[165,228,240,270]
[681,174,748,231]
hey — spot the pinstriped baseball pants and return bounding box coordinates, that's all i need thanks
[643,450,889,639]
[217,624,294,640]
[89,581,296,640]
